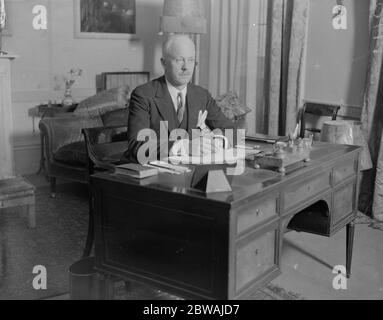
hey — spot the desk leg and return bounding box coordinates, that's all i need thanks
[346,221,355,279]
[82,191,94,258]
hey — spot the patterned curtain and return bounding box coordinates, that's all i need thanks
[266,0,309,136]
[205,0,308,136]
[359,0,383,221]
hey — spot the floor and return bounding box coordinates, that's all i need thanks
[274,223,383,299]
[4,174,383,300]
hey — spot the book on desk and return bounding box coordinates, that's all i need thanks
[114,163,159,179]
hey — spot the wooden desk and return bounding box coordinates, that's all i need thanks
[91,142,361,299]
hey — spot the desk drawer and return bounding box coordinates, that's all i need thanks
[283,172,331,211]
[333,158,356,186]
[236,196,278,235]
[235,227,277,293]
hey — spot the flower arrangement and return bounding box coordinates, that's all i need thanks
[64,68,83,90]
[61,68,82,107]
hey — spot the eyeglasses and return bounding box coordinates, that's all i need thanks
[173,57,196,66]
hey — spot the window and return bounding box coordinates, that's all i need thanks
[204,0,269,135]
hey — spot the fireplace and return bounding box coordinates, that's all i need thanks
[0,54,17,179]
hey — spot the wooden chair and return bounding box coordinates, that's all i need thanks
[81,125,129,257]
[299,101,341,138]
[82,125,128,178]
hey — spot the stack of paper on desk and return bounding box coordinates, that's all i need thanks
[148,161,191,174]
[235,145,263,156]
[167,148,258,165]
[246,134,289,144]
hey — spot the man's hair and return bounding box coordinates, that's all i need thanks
[162,34,195,60]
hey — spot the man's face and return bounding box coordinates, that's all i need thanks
[162,39,196,88]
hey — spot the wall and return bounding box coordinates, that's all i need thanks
[4,0,164,175]
[303,0,370,118]
[5,0,371,174]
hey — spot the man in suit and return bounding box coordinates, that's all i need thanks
[125,34,236,163]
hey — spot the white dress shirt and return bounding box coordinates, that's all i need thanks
[165,79,187,112]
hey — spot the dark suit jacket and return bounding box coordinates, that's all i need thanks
[124,76,236,163]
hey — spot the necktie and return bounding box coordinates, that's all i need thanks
[176,92,184,123]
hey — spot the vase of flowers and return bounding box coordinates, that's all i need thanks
[62,68,82,107]
[62,87,74,107]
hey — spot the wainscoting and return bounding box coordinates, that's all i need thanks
[13,144,41,175]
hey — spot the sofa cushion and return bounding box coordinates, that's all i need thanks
[215,91,251,121]
[101,108,129,127]
[53,141,87,166]
[74,85,130,118]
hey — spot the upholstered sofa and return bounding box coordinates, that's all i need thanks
[38,86,130,196]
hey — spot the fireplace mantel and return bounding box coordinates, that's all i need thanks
[0,54,18,60]
[0,54,18,179]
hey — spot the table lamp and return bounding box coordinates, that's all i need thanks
[160,0,207,84]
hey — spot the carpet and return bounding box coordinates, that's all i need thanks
[0,182,303,300]
[0,183,89,300]
[112,280,304,300]
[354,211,383,231]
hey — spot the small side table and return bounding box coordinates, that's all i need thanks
[0,176,36,228]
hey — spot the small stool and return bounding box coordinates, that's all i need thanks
[0,176,36,228]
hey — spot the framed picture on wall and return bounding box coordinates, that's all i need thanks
[74,0,136,39]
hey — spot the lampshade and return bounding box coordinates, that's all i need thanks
[0,0,6,30]
[160,0,207,34]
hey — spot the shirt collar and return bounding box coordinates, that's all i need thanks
[165,78,187,98]
[165,78,187,111]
